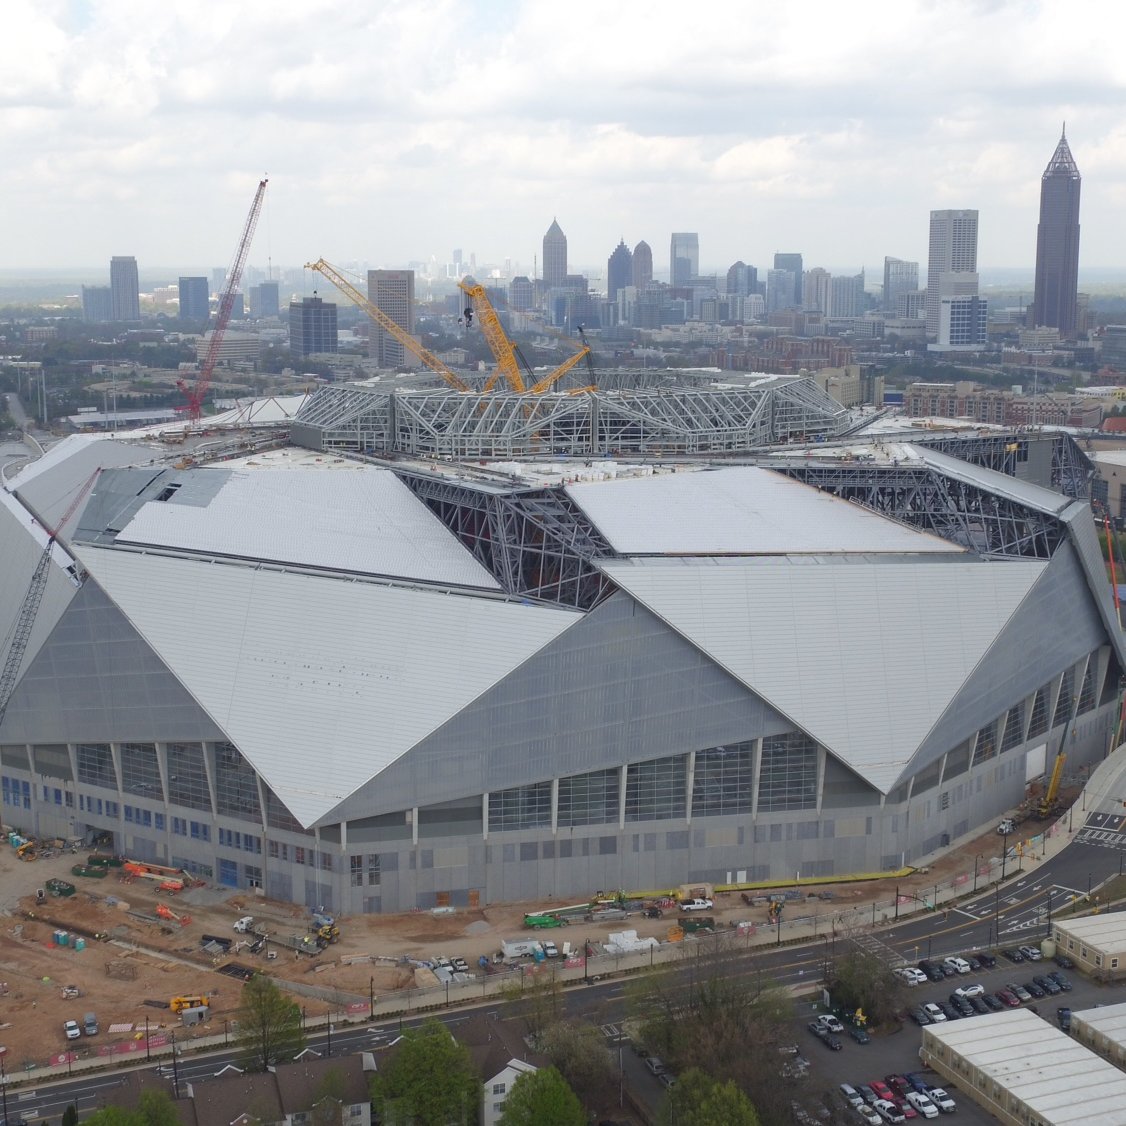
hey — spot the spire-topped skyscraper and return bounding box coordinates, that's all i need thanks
[542,218,567,287]
[1031,125,1081,338]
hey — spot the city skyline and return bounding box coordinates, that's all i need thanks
[4,2,1126,272]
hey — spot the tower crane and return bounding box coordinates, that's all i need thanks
[177,178,269,421]
[305,259,472,392]
[458,279,534,393]
[0,469,100,729]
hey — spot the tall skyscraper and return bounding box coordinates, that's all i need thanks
[1031,127,1081,338]
[543,219,568,287]
[726,261,757,296]
[606,239,633,301]
[288,296,337,356]
[509,276,535,311]
[882,257,919,313]
[632,241,653,289]
[248,281,280,318]
[926,210,978,337]
[802,267,831,313]
[368,269,415,367]
[670,233,699,286]
[766,269,796,313]
[178,277,210,322]
[81,285,113,323]
[110,256,140,321]
[773,253,803,306]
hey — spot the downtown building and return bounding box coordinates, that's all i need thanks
[0,423,1121,914]
[110,256,141,322]
[1031,128,1082,339]
[367,270,415,367]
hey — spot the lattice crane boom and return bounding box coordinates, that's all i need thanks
[177,178,269,421]
[305,259,472,393]
[0,469,100,727]
[529,327,594,394]
[458,280,530,393]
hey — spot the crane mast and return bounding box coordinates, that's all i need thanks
[458,280,531,393]
[305,259,472,393]
[178,178,269,421]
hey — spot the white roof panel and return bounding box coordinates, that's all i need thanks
[566,467,959,556]
[116,468,501,590]
[74,546,577,826]
[601,555,1045,792]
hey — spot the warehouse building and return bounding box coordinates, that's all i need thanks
[1071,1001,1126,1067]
[921,1008,1126,1125]
[1052,915,1126,980]
[1,425,1124,914]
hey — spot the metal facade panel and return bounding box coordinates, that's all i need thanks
[329,592,792,821]
[116,468,501,590]
[601,556,1045,792]
[565,466,959,556]
[913,445,1073,513]
[72,546,575,826]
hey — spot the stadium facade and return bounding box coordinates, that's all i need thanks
[1,426,1123,914]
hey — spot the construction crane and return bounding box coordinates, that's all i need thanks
[305,259,473,393]
[529,325,595,394]
[177,178,269,421]
[458,279,534,393]
[1038,706,1074,818]
[0,469,100,730]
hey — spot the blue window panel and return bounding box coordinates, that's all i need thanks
[218,858,239,888]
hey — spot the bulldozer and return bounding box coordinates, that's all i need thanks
[16,840,36,861]
[313,923,340,946]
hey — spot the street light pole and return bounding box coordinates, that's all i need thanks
[895,885,900,921]
[170,1032,180,1100]
[1001,832,1010,882]
[973,854,983,894]
[370,976,375,1020]
[144,1015,151,1061]
[1046,890,1053,937]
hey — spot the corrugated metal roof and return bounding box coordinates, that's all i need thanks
[73,546,577,826]
[600,555,1045,792]
[1072,1001,1126,1045]
[1055,913,1126,950]
[566,467,960,556]
[924,1009,1126,1124]
[116,468,502,590]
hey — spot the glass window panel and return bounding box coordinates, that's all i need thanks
[1078,659,1097,714]
[166,742,211,812]
[1027,686,1050,739]
[33,744,72,781]
[212,742,261,822]
[625,755,686,822]
[1000,704,1025,753]
[76,744,116,790]
[758,733,817,812]
[264,786,311,834]
[120,742,162,798]
[972,720,998,767]
[489,782,552,832]
[1052,669,1074,728]
[557,768,619,828]
[692,742,754,817]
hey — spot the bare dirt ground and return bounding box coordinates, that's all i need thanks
[0,792,1073,1069]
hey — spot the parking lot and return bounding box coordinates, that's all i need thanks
[787,949,1126,1124]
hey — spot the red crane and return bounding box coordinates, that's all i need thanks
[177,177,269,421]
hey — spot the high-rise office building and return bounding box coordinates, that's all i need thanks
[670,233,699,286]
[936,295,987,350]
[1031,127,1081,338]
[606,239,633,301]
[367,270,415,367]
[828,273,865,319]
[632,241,653,289]
[773,253,803,306]
[726,261,757,296]
[766,268,796,313]
[802,268,831,313]
[882,257,919,314]
[249,281,280,318]
[110,256,140,322]
[178,277,210,322]
[509,276,535,311]
[926,210,978,337]
[81,285,113,323]
[288,296,337,356]
[543,219,568,287]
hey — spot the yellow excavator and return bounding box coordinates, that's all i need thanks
[17,840,36,861]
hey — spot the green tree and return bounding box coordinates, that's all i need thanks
[311,1065,348,1125]
[138,1088,180,1126]
[61,1106,81,1126]
[828,947,905,1029]
[236,973,306,1071]
[497,1066,584,1126]
[538,1020,615,1109]
[657,1067,760,1126]
[499,967,563,1047]
[80,1109,143,1126]
[369,1017,479,1125]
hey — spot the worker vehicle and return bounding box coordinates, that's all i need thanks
[523,913,565,929]
[679,898,713,912]
[16,840,36,861]
[63,1019,81,1040]
[233,916,256,933]
[83,1011,98,1036]
[314,923,340,945]
[169,995,209,1013]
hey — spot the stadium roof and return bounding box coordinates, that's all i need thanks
[73,545,577,825]
[567,466,960,556]
[600,554,1046,792]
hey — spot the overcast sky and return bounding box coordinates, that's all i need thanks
[4,0,1126,280]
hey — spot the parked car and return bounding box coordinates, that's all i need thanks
[1049,971,1073,991]
[870,1081,896,1103]
[815,1013,845,1033]
[849,1025,872,1044]
[968,995,990,1014]
[948,994,974,1017]
[910,1006,932,1026]
[1002,947,1025,963]
[917,960,945,982]
[857,1106,883,1126]
[1008,982,1032,1002]
[821,1034,843,1051]
[977,952,998,968]
[995,988,1021,1007]
[1023,979,1046,999]
[981,992,1005,1012]
[680,898,713,911]
[859,1084,880,1106]
[904,1073,931,1095]
[927,1088,956,1113]
[937,1001,960,1021]
[1058,1006,1072,1031]
[954,983,985,998]
[893,1097,919,1120]
[645,1056,666,1076]
[659,1072,677,1089]
[906,1092,940,1119]
[896,967,927,986]
[922,1002,946,1023]
[885,1075,910,1099]
[942,956,971,975]
[1019,944,1043,961]
[1054,953,1076,969]
[840,1083,865,1109]
[873,1099,905,1124]
[63,1019,81,1040]
[1034,975,1060,995]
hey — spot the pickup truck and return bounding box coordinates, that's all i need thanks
[679,898,714,912]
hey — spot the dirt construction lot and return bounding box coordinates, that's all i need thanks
[0,811,1043,1070]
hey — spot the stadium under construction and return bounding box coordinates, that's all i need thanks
[0,369,1122,913]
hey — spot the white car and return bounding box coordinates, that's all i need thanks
[64,1019,81,1040]
[927,1088,956,1113]
[922,1002,947,1022]
[815,1013,844,1033]
[954,982,985,997]
[896,966,927,985]
[541,940,559,958]
[680,898,714,911]
[942,956,971,974]
[873,1099,905,1124]
[857,1106,883,1126]
[906,1092,940,1119]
